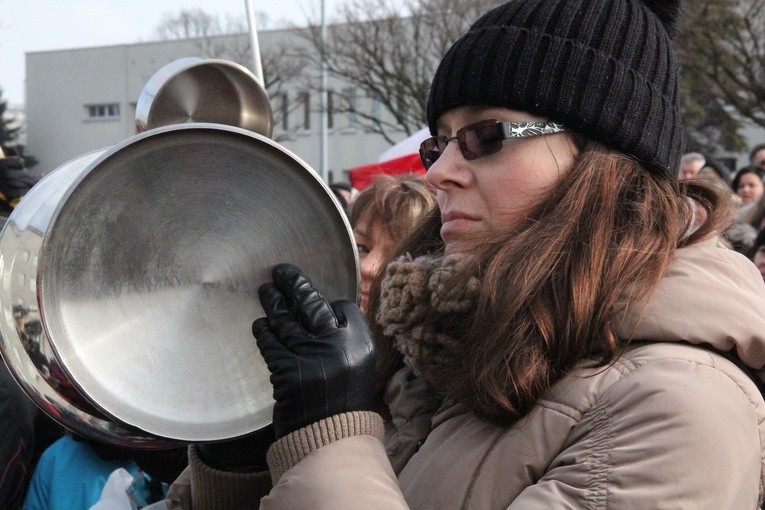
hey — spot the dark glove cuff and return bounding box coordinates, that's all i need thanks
[188,445,273,505]
[266,411,384,483]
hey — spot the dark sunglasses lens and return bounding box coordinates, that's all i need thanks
[420,137,444,169]
[460,121,502,160]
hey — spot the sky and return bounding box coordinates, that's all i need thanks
[0,0,352,107]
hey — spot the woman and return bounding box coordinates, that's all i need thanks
[732,165,765,206]
[169,1,765,508]
[725,166,765,254]
[349,175,436,311]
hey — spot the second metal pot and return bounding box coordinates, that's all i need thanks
[134,57,273,137]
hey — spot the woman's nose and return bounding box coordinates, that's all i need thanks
[426,143,471,190]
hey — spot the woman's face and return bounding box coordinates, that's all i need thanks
[426,106,577,254]
[737,172,764,205]
[753,245,765,283]
[353,213,392,312]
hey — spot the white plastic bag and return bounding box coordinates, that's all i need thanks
[89,468,134,510]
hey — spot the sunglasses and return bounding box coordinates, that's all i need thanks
[419,119,568,170]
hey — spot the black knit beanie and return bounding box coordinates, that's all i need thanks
[426,0,684,179]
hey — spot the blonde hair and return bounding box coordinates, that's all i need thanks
[349,174,436,242]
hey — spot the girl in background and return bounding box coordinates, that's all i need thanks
[349,175,435,311]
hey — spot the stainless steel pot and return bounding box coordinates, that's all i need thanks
[135,57,273,137]
[0,123,358,447]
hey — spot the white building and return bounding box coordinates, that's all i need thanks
[25,29,400,181]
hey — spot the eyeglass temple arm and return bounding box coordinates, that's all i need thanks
[499,121,568,139]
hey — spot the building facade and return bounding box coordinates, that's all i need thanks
[25,28,401,182]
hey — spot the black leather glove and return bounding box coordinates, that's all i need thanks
[195,424,275,473]
[253,263,377,440]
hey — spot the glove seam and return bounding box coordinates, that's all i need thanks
[267,410,384,483]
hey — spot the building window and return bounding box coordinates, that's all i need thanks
[301,92,311,130]
[85,103,120,120]
[280,93,289,131]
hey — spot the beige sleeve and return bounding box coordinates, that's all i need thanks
[263,436,408,509]
[165,411,400,509]
[262,411,409,509]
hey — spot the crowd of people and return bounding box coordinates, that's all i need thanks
[3,0,765,508]
[679,148,765,281]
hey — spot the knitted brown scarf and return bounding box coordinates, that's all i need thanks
[376,253,481,386]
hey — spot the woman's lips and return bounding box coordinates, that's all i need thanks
[441,210,478,223]
[440,211,479,240]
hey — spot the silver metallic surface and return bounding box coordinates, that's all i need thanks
[0,123,358,444]
[0,150,175,448]
[135,58,273,137]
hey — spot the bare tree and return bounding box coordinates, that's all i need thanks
[677,0,765,154]
[153,9,250,62]
[678,67,748,157]
[297,0,503,144]
[292,0,763,155]
[155,9,223,39]
[152,9,308,141]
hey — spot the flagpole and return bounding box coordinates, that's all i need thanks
[244,0,264,88]
[319,0,329,183]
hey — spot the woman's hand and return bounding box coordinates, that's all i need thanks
[253,263,377,439]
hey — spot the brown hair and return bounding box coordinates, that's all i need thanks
[349,174,436,239]
[368,140,734,425]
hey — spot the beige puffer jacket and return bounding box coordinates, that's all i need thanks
[168,239,765,509]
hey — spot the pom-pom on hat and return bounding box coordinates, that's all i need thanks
[426,0,684,179]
